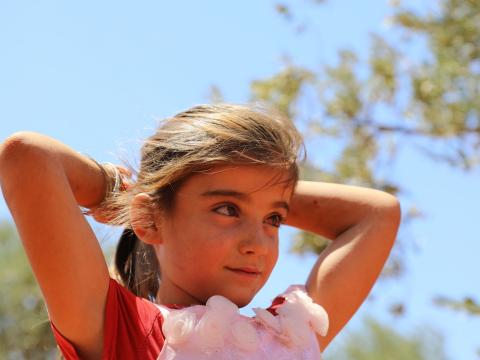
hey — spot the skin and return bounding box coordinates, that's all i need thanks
[130,165,294,308]
[0,131,401,358]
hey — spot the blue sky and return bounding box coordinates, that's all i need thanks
[0,1,478,358]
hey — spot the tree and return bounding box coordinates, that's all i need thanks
[324,317,447,360]
[0,219,120,358]
[234,0,480,314]
[0,221,59,358]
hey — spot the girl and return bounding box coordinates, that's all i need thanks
[0,104,401,359]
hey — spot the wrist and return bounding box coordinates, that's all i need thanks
[82,157,121,211]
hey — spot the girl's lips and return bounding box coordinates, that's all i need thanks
[225,267,261,277]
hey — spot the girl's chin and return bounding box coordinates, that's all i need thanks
[224,288,261,308]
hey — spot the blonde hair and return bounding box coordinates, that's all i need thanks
[111,103,305,300]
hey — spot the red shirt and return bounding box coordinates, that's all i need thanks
[50,278,284,359]
[50,277,165,360]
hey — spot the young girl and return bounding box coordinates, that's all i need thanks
[0,104,401,359]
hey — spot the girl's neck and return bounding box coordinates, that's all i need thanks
[155,279,204,307]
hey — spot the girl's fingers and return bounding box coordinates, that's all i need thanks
[84,164,133,223]
[116,165,134,191]
[117,166,132,176]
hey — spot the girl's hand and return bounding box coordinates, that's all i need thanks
[84,165,133,224]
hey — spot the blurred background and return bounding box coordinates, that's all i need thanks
[0,0,479,359]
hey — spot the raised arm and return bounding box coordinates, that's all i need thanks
[285,180,401,351]
[0,131,113,359]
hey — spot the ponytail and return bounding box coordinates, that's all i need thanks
[113,179,181,302]
[114,228,160,302]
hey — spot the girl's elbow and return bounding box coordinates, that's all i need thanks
[0,132,47,169]
[371,193,402,229]
[1,132,33,158]
[376,192,401,218]
[387,196,401,222]
[382,196,402,241]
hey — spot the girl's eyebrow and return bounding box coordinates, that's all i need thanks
[200,189,290,212]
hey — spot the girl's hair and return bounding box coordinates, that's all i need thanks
[110,103,305,301]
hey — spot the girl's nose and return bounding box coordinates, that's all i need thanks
[238,223,271,256]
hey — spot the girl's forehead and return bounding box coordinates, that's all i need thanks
[202,165,288,182]
[181,165,294,196]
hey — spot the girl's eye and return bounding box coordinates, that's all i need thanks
[213,204,285,227]
[267,214,285,228]
[213,204,239,217]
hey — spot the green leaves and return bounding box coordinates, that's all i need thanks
[290,230,331,255]
[0,221,58,358]
[434,296,480,316]
[249,0,480,259]
[250,65,316,118]
[325,318,447,360]
[323,50,363,121]
[368,35,398,103]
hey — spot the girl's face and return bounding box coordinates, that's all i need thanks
[154,164,294,307]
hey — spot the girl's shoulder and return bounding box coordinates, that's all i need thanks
[156,285,329,360]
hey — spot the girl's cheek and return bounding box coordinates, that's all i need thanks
[206,214,245,235]
[207,228,243,247]
[210,215,241,229]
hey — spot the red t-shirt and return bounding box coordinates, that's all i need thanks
[50,278,284,359]
[50,277,165,360]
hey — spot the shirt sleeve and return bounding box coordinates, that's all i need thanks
[265,295,285,315]
[50,277,165,360]
[265,285,309,315]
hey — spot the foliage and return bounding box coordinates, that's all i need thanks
[0,221,59,359]
[236,1,480,317]
[324,317,448,360]
[434,296,480,316]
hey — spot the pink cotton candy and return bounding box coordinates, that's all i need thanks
[156,285,329,360]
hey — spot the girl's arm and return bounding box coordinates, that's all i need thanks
[0,131,112,360]
[285,180,401,351]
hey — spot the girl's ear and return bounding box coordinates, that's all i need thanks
[129,193,163,244]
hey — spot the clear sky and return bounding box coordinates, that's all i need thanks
[0,1,478,358]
